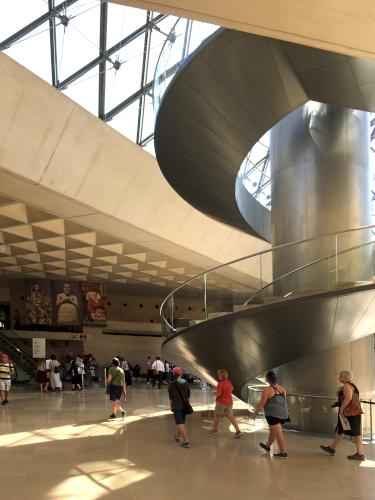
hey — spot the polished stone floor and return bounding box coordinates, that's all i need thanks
[0,384,374,500]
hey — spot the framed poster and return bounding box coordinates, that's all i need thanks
[53,282,82,326]
[25,282,51,326]
[80,283,107,322]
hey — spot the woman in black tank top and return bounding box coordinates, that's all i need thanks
[320,370,365,461]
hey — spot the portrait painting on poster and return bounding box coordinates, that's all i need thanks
[80,283,107,323]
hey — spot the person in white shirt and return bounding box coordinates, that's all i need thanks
[164,360,171,384]
[76,356,85,389]
[151,357,164,389]
[49,354,62,392]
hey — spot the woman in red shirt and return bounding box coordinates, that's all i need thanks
[212,369,242,437]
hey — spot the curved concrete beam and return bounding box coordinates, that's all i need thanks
[154,29,375,240]
[111,0,375,61]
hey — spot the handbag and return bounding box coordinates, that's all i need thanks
[343,391,363,416]
[174,381,193,415]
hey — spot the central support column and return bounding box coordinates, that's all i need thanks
[270,103,371,291]
[269,102,374,412]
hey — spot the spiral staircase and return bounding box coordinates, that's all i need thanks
[154,27,375,400]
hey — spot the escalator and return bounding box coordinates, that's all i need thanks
[0,330,37,383]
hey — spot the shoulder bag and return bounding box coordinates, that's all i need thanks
[174,381,193,414]
[106,368,120,395]
[343,383,363,416]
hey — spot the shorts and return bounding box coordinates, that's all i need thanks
[0,380,11,391]
[336,414,361,437]
[173,410,187,425]
[215,402,233,417]
[266,415,291,426]
[109,385,123,401]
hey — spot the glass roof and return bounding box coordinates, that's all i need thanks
[0,0,216,155]
[0,0,183,154]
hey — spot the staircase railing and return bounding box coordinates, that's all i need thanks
[160,225,375,336]
[0,330,37,369]
[248,385,374,441]
[244,238,375,305]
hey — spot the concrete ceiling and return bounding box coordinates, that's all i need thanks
[0,195,201,286]
[110,0,375,61]
[0,196,253,294]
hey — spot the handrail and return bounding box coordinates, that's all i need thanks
[5,329,35,359]
[0,331,23,355]
[248,387,374,439]
[160,224,375,332]
[7,328,32,348]
[0,331,37,367]
[244,239,374,305]
[248,386,375,404]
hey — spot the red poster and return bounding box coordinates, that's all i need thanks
[80,283,107,322]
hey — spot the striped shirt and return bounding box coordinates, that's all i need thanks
[0,361,14,380]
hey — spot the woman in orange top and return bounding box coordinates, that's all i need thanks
[211,369,242,438]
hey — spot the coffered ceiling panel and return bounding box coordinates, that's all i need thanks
[0,197,238,291]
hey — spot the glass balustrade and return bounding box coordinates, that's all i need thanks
[160,226,375,337]
[248,386,375,440]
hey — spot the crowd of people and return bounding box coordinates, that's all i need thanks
[105,356,365,460]
[166,367,365,459]
[0,349,203,400]
[0,347,366,461]
[145,355,204,388]
[34,352,98,392]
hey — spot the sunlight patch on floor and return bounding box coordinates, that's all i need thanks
[0,403,251,448]
[359,459,375,468]
[45,459,152,499]
[0,422,118,447]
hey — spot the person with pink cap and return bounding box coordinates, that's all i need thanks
[0,353,15,405]
[168,366,192,448]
